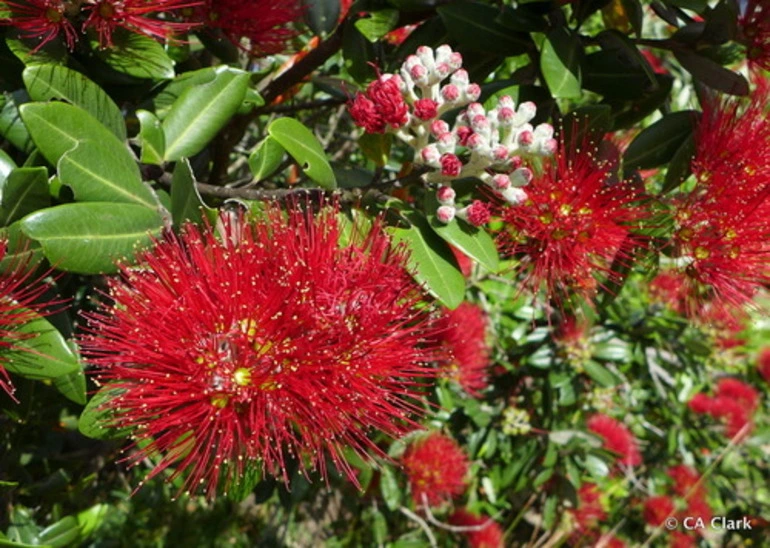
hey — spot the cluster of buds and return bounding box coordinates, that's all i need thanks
[349,45,557,224]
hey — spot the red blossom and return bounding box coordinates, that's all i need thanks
[667,465,703,499]
[498,138,644,305]
[196,0,302,55]
[570,483,607,544]
[587,414,642,466]
[449,509,504,548]
[82,0,200,48]
[0,0,78,50]
[688,378,758,438]
[465,200,491,227]
[0,240,59,402]
[349,76,409,134]
[435,302,491,396]
[413,98,438,120]
[402,432,469,506]
[671,531,697,548]
[80,204,442,498]
[643,495,675,526]
[739,0,770,72]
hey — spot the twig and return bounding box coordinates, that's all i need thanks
[399,506,438,548]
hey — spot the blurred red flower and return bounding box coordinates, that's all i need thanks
[435,302,491,396]
[402,431,469,506]
[587,414,642,466]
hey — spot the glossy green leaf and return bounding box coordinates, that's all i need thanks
[36,516,79,548]
[540,28,582,98]
[583,360,622,387]
[583,51,654,100]
[20,202,164,274]
[623,110,697,174]
[0,166,49,226]
[23,65,126,140]
[0,148,17,186]
[609,74,673,130]
[53,363,86,405]
[674,49,749,96]
[2,313,80,380]
[151,67,218,119]
[76,504,109,540]
[92,29,174,80]
[0,221,43,275]
[379,466,402,511]
[78,385,129,440]
[342,19,376,83]
[388,210,466,309]
[136,110,165,165]
[428,216,499,273]
[248,136,285,181]
[0,90,34,153]
[163,67,250,161]
[355,10,399,42]
[268,117,336,189]
[58,141,157,208]
[171,158,206,227]
[438,2,530,55]
[5,31,67,67]
[302,0,341,36]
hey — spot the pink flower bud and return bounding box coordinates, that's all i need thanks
[450,69,469,86]
[498,95,515,109]
[541,138,558,155]
[466,103,484,117]
[509,155,523,169]
[502,187,527,204]
[465,84,481,101]
[410,64,427,82]
[441,84,460,102]
[435,62,451,79]
[448,52,463,71]
[437,205,456,223]
[436,185,456,204]
[437,133,457,150]
[518,130,534,146]
[456,126,473,146]
[466,133,484,149]
[493,145,509,161]
[440,153,463,177]
[465,200,491,226]
[498,107,515,125]
[430,120,450,136]
[515,101,536,124]
[421,144,441,165]
[492,174,511,190]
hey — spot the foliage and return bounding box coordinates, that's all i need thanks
[1,0,769,546]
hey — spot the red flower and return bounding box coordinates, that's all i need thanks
[688,378,758,438]
[402,432,469,506]
[643,495,675,526]
[671,531,697,548]
[413,98,438,121]
[197,0,302,55]
[740,0,770,72]
[80,205,442,498]
[449,509,504,548]
[435,302,491,396]
[587,414,642,466]
[82,0,200,48]
[570,483,606,543]
[440,153,463,177]
[0,0,78,50]
[349,75,409,134]
[758,347,770,383]
[649,271,688,314]
[0,240,58,402]
[498,138,644,305]
[667,465,703,499]
[670,83,770,314]
[464,200,491,227]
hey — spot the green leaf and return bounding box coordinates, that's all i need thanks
[53,364,86,405]
[248,136,285,181]
[58,141,157,208]
[2,313,80,380]
[76,505,109,541]
[23,65,126,140]
[5,31,67,67]
[379,466,402,511]
[151,67,218,119]
[358,133,392,167]
[78,385,130,440]
[20,202,163,274]
[0,147,18,186]
[662,134,696,193]
[92,29,175,80]
[302,0,341,36]
[342,19,376,83]
[673,49,749,96]
[0,221,43,275]
[428,217,499,273]
[355,10,400,43]
[267,117,336,189]
[170,158,207,227]
[0,90,34,153]
[162,67,250,161]
[438,2,530,55]
[623,110,697,174]
[609,74,673,130]
[36,516,79,548]
[583,359,622,387]
[388,210,466,309]
[0,166,49,226]
[583,51,654,100]
[136,110,165,165]
[540,28,583,98]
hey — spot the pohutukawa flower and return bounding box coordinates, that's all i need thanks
[348,75,409,134]
[196,0,302,55]
[586,414,642,466]
[0,240,58,402]
[498,138,644,305]
[570,483,608,544]
[643,495,675,526]
[401,431,469,506]
[449,509,505,548]
[82,0,200,48]
[688,378,759,437]
[0,0,78,49]
[435,302,491,396]
[80,204,442,498]
[739,0,770,72]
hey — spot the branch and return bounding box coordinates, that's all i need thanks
[399,506,438,548]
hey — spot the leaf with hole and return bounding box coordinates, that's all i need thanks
[267,117,336,189]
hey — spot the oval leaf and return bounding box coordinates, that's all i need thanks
[20,202,164,274]
[268,117,336,189]
[540,28,583,99]
[78,385,130,440]
[171,158,209,226]
[92,29,175,80]
[136,109,165,165]
[438,2,530,55]
[2,313,80,381]
[248,136,285,181]
[162,67,250,161]
[623,110,697,174]
[0,166,50,226]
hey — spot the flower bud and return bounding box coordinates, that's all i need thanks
[502,187,528,205]
[510,167,533,187]
[437,205,456,223]
[440,153,463,177]
[437,185,456,204]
